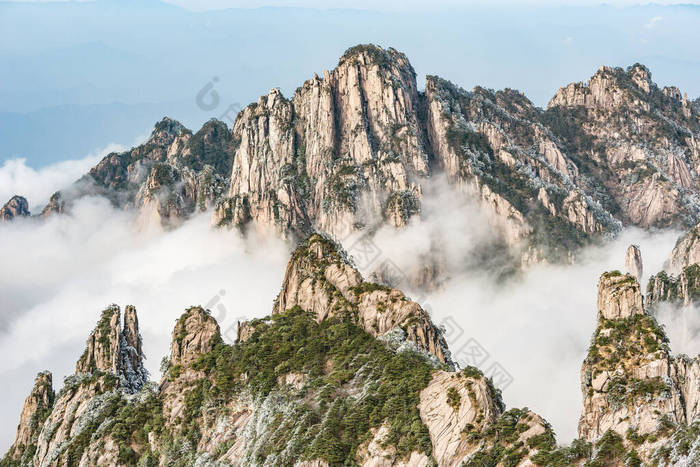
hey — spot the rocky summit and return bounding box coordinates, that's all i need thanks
[0,196,30,221]
[5,44,700,272]
[4,43,700,466]
[3,236,700,466]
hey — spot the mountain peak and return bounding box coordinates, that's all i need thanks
[0,195,30,221]
[548,62,660,110]
[580,263,700,461]
[596,271,645,320]
[76,304,148,393]
[150,116,187,144]
[274,234,453,366]
[167,306,221,370]
[338,44,411,70]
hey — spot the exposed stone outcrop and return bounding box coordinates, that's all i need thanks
[580,270,700,463]
[8,243,700,466]
[159,306,222,425]
[215,45,429,241]
[272,233,452,365]
[596,271,644,320]
[40,192,66,217]
[37,117,232,227]
[75,304,148,393]
[418,369,501,464]
[666,222,700,274]
[548,64,700,229]
[648,263,700,307]
[213,46,631,264]
[3,372,54,463]
[23,47,700,275]
[1,305,148,466]
[0,195,30,221]
[423,76,619,263]
[625,244,643,281]
[166,306,221,370]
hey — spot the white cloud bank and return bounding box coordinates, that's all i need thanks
[344,180,685,443]
[0,196,290,451]
[0,145,125,209]
[0,166,695,453]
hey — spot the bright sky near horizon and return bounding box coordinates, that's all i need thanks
[3,0,700,7]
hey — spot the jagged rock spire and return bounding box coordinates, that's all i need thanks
[4,371,54,462]
[76,304,148,393]
[0,195,30,221]
[167,306,221,370]
[596,271,644,320]
[273,234,452,366]
[625,244,643,281]
[580,271,700,463]
[119,305,148,392]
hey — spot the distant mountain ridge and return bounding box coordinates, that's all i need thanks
[4,45,700,276]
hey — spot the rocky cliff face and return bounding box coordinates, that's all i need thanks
[3,373,54,465]
[1,305,148,467]
[214,46,429,240]
[579,269,700,464]
[625,244,643,281]
[16,46,700,273]
[273,234,452,365]
[0,196,30,221]
[5,235,700,466]
[648,263,700,307]
[646,223,700,306]
[666,222,700,274]
[213,45,630,265]
[39,118,232,227]
[547,64,700,229]
[1,235,561,467]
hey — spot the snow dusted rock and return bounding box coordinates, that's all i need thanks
[666,222,700,274]
[580,270,700,464]
[75,305,148,393]
[38,117,232,226]
[5,231,700,466]
[0,195,30,221]
[596,271,644,320]
[2,305,149,466]
[548,64,700,230]
[625,245,643,281]
[22,47,700,275]
[3,372,54,463]
[272,233,452,365]
[648,263,700,306]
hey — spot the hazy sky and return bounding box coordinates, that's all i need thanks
[6,0,700,7]
[1,0,699,167]
[164,0,700,8]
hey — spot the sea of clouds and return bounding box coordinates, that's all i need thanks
[0,156,697,451]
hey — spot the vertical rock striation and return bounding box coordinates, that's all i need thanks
[4,372,54,464]
[625,244,643,281]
